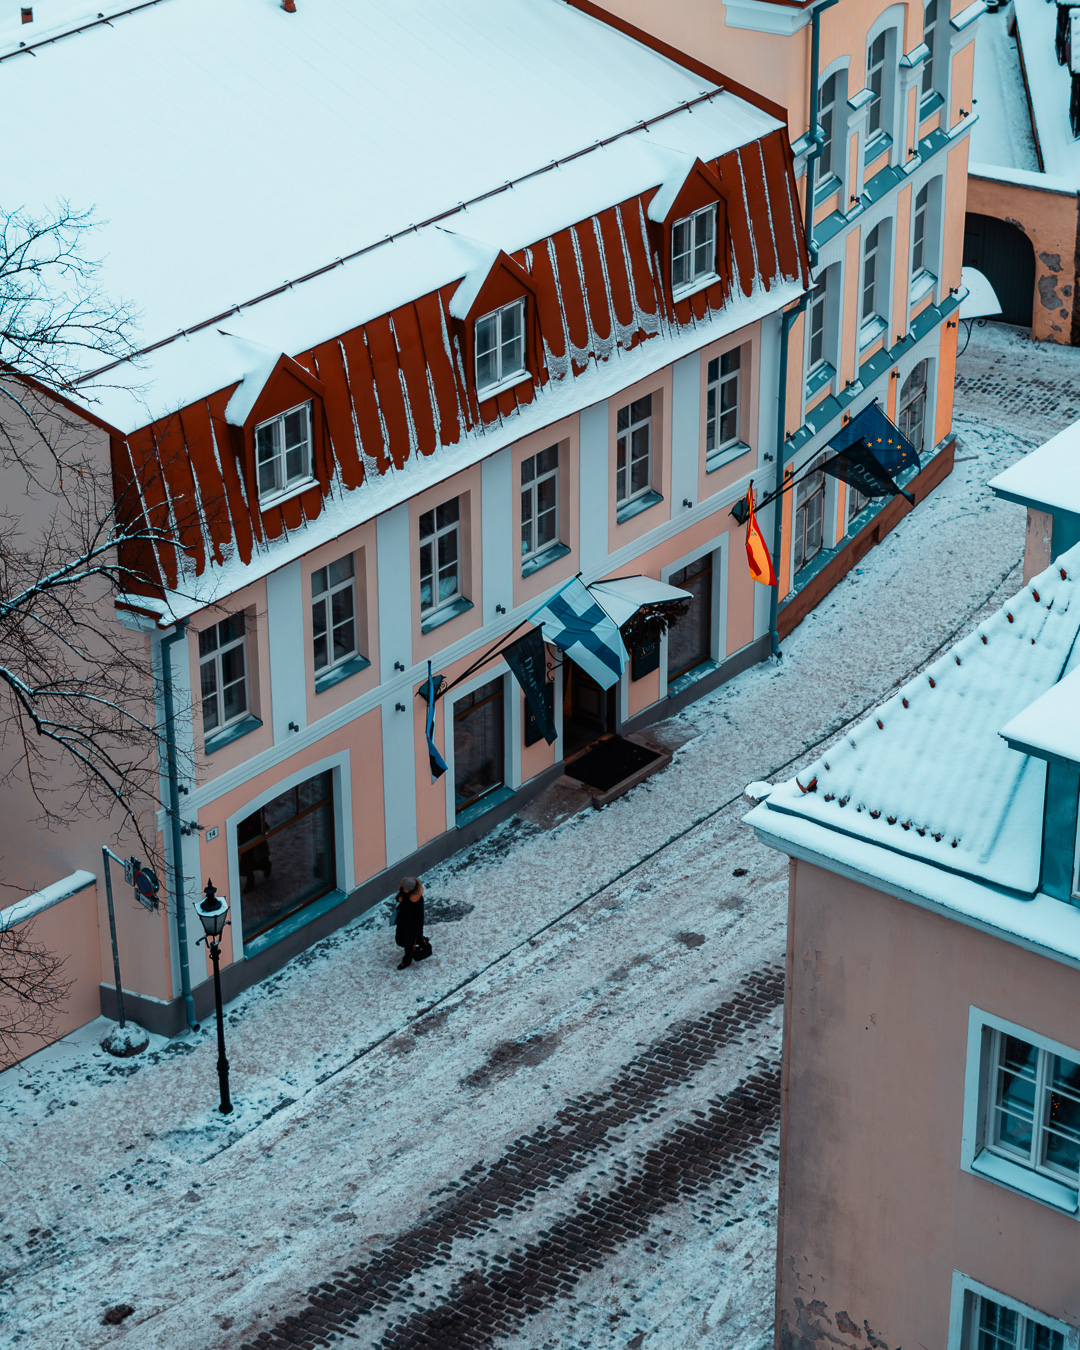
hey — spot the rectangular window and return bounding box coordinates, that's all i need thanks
[311,555,357,674]
[988,1031,1080,1186]
[899,359,929,455]
[237,770,335,941]
[818,72,839,180]
[199,614,249,736]
[419,498,462,616]
[793,455,826,573]
[706,349,741,454]
[454,677,505,813]
[912,184,930,276]
[255,402,313,503]
[847,478,871,524]
[521,445,560,563]
[475,299,526,394]
[667,555,713,681]
[616,395,653,508]
[862,223,882,323]
[672,204,717,293]
[962,1289,1067,1350]
[866,32,888,137]
[808,279,829,371]
[922,0,938,98]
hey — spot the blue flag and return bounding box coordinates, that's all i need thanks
[529,577,628,691]
[828,401,920,477]
[424,663,448,782]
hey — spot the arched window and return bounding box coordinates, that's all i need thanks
[794,454,827,573]
[922,0,939,99]
[899,360,930,456]
[818,71,847,183]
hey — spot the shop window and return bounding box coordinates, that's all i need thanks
[237,771,335,941]
[899,360,929,456]
[667,555,713,682]
[199,614,249,737]
[794,455,826,573]
[453,678,505,815]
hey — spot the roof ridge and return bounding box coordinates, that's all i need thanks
[73,87,726,387]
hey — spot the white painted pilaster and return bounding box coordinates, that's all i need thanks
[266,560,306,742]
[670,351,701,516]
[481,447,513,622]
[578,400,609,574]
[382,698,418,867]
[377,504,413,682]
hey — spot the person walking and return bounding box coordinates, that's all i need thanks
[394,876,430,969]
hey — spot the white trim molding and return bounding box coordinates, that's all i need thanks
[947,1270,1079,1350]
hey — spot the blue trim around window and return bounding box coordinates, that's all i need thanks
[804,362,835,401]
[455,783,515,827]
[243,888,349,957]
[420,596,474,634]
[706,441,751,475]
[204,714,263,755]
[314,653,371,694]
[616,489,664,525]
[667,659,721,699]
[521,541,571,578]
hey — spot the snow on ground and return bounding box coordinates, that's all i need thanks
[0,322,1075,1349]
[971,5,1041,173]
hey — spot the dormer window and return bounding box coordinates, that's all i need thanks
[475,298,526,394]
[255,401,314,504]
[672,204,717,293]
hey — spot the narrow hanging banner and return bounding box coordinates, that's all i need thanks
[743,486,777,587]
[502,629,557,745]
[424,662,448,782]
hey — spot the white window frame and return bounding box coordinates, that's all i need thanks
[808,276,830,373]
[912,183,930,278]
[859,220,890,348]
[948,1272,1078,1350]
[441,666,520,832]
[419,497,463,618]
[818,71,841,183]
[705,347,742,456]
[520,444,560,565]
[898,358,931,457]
[198,613,250,738]
[962,1007,1080,1216]
[922,0,940,101]
[311,554,359,675]
[671,203,718,296]
[793,453,827,574]
[474,298,527,396]
[865,30,889,139]
[255,400,314,507]
[615,394,654,510]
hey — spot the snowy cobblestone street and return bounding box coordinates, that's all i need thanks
[0,323,1075,1349]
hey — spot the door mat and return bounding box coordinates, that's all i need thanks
[566,735,662,794]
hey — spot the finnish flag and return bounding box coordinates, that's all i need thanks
[528,577,628,690]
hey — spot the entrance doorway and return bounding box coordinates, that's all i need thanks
[453,676,506,816]
[562,661,614,758]
[667,555,713,682]
[237,770,336,941]
[963,213,1035,328]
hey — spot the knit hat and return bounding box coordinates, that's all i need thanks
[398,875,421,896]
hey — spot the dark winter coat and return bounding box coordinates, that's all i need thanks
[395,893,425,948]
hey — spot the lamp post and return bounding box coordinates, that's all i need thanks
[196,879,233,1115]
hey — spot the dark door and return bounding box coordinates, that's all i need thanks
[562,662,614,758]
[667,556,713,682]
[963,212,1035,328]
[453,677,505,814]
[238,770,335,940]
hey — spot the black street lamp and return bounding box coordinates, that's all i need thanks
[196,879,233,1115]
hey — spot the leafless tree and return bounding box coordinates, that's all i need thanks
[0,202,187,1053]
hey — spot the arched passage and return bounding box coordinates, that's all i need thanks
[962,212,1036,327]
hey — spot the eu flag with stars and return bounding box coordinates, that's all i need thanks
[827,402,920,477]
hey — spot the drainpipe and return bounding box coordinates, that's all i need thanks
[160,620,197,1030]
[768,0,839,658]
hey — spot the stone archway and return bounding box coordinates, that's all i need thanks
[962,211,1036,327]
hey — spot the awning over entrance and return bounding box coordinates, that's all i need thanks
[588,576,692,627]
[959,265,1002,321]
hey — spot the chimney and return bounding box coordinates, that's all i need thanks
[281,0,295,10]
[21,7,33,22]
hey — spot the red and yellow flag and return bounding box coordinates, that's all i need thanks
[744,488,777,587]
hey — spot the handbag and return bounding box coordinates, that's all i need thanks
[415,935,433,961]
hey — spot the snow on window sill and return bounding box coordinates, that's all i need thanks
[258,476,319,513]
[804,361,835,400]
[909,269,936,307]
[616,488,664,525]
[863,131,892,167]
[919,90,944,122]
[204,714,263,755]
[970,1149,1080,1215]
[420,595,474,634]
[521,541,571,578]
[314,653,371,694]
[706,440,751,474]
[858,315,888,351]
[672,272,720,304]
[814,174,841,206]
[476,369,532,402]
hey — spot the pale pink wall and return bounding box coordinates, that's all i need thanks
[0,885,102,1067]
[511,413,581,610]
[779,859,1080,1347]
[411,464,484,664]
[301,518,381,719]
[607,366,674,549]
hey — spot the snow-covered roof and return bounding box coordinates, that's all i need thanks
[0,0,781,432]
[989,419,1080,515]
[748,544,1080,896]
[1012,0,1080,180]
[1001,665,1080,764]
